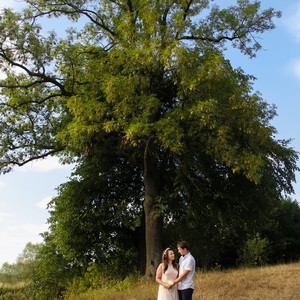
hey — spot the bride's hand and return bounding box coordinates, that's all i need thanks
[167,280,174,288]
[163,283,170,289]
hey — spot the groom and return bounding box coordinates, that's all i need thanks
[172,240,195,300]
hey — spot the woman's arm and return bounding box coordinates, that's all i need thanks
[155,263,170,289]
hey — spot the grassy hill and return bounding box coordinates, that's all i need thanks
[65,262,300,300]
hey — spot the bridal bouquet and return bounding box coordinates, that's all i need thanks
[167,280,174,287]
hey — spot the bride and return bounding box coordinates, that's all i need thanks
[156,248,179,300]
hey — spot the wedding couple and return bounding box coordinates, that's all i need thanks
[156,241,195,300]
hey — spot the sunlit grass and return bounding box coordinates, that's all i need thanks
[199,263,300,300]
[66,263,300,300]
[0,281,27,288]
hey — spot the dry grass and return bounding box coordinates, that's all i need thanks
[198,263,300,300]
[66,263,300,300]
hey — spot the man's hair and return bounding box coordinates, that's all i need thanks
[177,240,189,250]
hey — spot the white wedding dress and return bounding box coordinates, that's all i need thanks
[157,266,179,300]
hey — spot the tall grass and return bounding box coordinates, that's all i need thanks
[65,263,300,300]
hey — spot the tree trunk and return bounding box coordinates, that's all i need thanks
[143,141,163,279]
[137,210,146,275]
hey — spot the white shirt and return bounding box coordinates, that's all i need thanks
[178,252,195,290]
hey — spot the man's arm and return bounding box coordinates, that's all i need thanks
[173,269,190,285]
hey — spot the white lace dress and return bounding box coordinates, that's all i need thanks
[157,265,179,300]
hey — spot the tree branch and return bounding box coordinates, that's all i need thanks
[175,0,194,39]
[0,52,73,97]
[4,148,64,167]
[177,33,238,43]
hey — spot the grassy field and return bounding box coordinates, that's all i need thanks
[66,263,300,300]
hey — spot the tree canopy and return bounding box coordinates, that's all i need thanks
[0,0,298,278]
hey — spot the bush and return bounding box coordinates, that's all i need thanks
[238,233,270,266]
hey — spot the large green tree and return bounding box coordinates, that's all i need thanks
[0,0,298,278]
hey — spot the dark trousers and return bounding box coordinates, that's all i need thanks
[178,288,194,300]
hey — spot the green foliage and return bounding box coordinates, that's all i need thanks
[0,241,72,299]
[0,0,290,182]
[263,197,300,263]
[0,242,41,286]
[65,273,148,299]
[0,287,28,299]
[238,233,270,267]
[66,263,102,295]
[27,236,75,299]
[0,263,23,285]
[47,145,144,273]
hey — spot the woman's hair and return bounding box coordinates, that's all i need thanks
[161,247,177,273]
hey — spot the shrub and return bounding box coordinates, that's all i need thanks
[238,233,270,266]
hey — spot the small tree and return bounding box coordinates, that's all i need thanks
[238,233,270,266]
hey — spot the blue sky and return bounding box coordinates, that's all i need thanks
[0,0,300,266]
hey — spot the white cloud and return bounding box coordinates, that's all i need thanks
[19,156,74,173]
[0,0,26,10]
[0,223,47,265]
[0,181,5,189]
[36,196,53,209]
[286,58,300,82]
[0,212,15,223]
[282,1,300,42]
[0,223,47,246]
